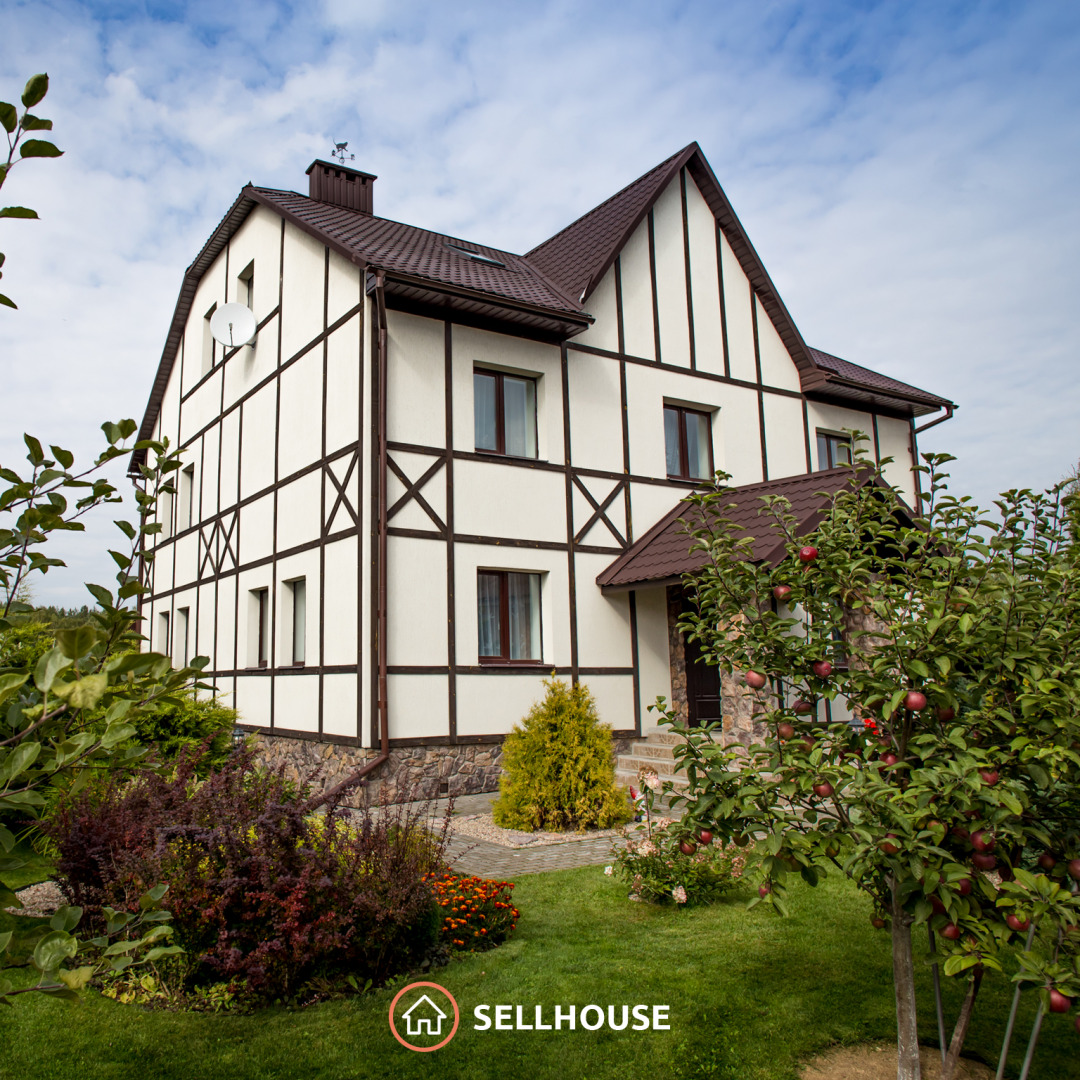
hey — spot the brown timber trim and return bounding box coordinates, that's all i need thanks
[716,225,731,379]
[318,245,330,735]
[444,318,457,743]
[387,526,621,557]
[355,268,366,744]
[374,271,390,766]
[647,209,661,364]
[566,340,805,400]
[179,306,280,405]
[614,255,625,356]
[629,590,641,736]
[872,413,881,463]
[561,344,580,683]
[750,288,768,481]
[680,168,696,370]
[909,417,923,508]
[801,398,813,473]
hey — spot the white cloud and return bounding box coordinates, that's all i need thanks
[1,0,1078,605]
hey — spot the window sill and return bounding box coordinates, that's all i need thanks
[474,449,544,464]
[666,474,712,486]
[477,659,546,668]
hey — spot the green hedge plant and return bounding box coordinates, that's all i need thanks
[492,676,633,832]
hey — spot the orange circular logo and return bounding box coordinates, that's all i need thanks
[388,981,460,1052]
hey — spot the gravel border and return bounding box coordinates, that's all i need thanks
[5,880,64,918]
[450,813,625,849]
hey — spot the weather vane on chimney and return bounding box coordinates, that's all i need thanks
[332,141,355,165]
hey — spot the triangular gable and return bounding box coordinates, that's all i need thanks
[527,143,830,392]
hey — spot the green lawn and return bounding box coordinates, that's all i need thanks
[1,866,1076,1080]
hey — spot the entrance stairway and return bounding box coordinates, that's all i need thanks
[614,730,691,803]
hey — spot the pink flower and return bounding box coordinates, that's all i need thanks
[645,775,662,793]
[672,885,687,904]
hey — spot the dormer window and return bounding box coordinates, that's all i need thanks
[445,242,507,268]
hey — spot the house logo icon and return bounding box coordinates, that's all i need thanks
[388,981,460,1052]
[403,994,446,1036]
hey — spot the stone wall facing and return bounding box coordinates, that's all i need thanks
[249,733,638,805]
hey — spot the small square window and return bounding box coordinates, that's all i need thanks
[477,570,542,663]
[664,405,713,481]
[178,464,195,532]
[175,607,190,667]
[816,431,852,471]
[287,578,306,666]
[251,588,269,668]
[201,302,217,375]
[474,369,537,458]
[237,260,254,311]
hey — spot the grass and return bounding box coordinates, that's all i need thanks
[1,866,1077,1080]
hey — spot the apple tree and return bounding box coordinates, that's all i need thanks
[661,452,1080,1080]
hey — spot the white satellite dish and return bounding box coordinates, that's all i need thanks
[209,303,257,348]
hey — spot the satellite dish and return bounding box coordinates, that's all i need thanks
[209,303,257,348]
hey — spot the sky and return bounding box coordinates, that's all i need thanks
[1,0,1078,606]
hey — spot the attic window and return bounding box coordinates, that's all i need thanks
[444,242,506,268]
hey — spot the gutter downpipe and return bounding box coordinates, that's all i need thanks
[909,405,955,512]
[914,403,955,435]
[306,268,390,811]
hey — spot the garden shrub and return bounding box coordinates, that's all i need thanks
[130,690,236,774]
[41,748,453,1000]
[492,676,633,832]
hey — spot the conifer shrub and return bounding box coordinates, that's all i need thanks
[492,676,633,832]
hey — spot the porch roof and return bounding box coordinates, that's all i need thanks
[596,467,904,592]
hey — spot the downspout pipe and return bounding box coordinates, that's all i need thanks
[306,268,390,811]
[915,403,955,435]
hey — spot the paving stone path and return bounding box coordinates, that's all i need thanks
[411,792,620,878]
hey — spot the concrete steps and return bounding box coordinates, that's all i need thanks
[615,730,693,794]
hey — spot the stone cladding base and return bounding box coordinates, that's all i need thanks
[249,733,637,805]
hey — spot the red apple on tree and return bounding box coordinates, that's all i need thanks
[957,877,973,896]
[871,916,886,929]
[971,830,995,853]
[880,834,900,856]
[801,735,817,752]
[1048,988,1073,1013]
[972,853,997,871]
[1067,858,1080,881]
[792,698,814,715]
[812,660,833,679]
[903,690,927,712]
[812,780,834,799]
[758,883,771,897]
[698,830,713,845]
[880,752,899,767]
[744,670,767,690]
[773,585,792,602]
[1037,853,1057,871]
[979,769,999,787]
[680,840,697,856]
[941,923,961,940]
[777,721,795,741]
[930,895,947,915]
[798,545,818,564]
[733,834,750,847]
[936,706,956,722]
[1006,914,1030,932]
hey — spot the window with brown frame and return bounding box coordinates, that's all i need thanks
[477,570,542,663]
[816,431,852,471]
[664,405,713,481]
[252,588,269,668]
[474,369,537,458]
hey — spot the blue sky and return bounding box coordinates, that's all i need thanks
[2,0,1079,605]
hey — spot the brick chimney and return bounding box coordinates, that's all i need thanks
[306,160,377,215]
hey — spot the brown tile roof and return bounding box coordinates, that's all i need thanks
[252,187,587,319]
[526,145,691,302]
[596,467,905,590]
[808,347,952,412]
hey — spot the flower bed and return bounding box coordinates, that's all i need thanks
[430,873,519,951]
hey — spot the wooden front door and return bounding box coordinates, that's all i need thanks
[684,630,723,728]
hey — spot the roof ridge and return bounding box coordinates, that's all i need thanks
[524,143,694,259]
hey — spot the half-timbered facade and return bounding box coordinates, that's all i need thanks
[133,144,954,796]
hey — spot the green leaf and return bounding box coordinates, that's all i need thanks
[33,647,73,692]
[85,583,113,608]
[32,930,77,974]
[58,966,94,991]
[23,433,45,464]
[140,883,168,909]
[0,207,38,219]
[0,103,17,134]
[0,931,12,955]
[57,673,107,711]
[21,75,48,109]
[49,445,74,469]
[55,626,102,660]
[0,294,16,310]
[99,721,136,749]
[49,906,82,933]
[0,671,29,708]
[143,945,184,962]
[20,115,53,132]
[19,139,63,159]
[1,741,41,782]
[1027,762,1050,790]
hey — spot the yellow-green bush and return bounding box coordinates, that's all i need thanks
[492,677,633,832]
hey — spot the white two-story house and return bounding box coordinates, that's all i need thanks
[133,143,954,798]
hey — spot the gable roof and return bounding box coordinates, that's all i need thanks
[527,142,831,393]
[807,347,952,415]
[596,467,909,591]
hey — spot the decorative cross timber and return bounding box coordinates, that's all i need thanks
[198,512,237,579]
[386,453,446,535]
[572,474,626,548]
[324,450,360,535]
